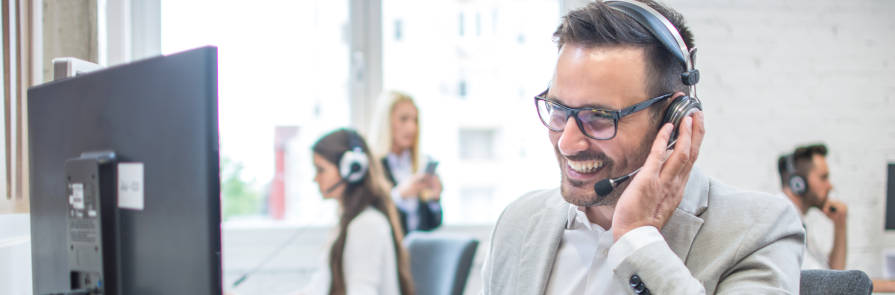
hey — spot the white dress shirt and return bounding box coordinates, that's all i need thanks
[800,214,830,269]
[301,207,401,295]
[776,193,829,270]
[545,204,666,294]
[386,150,440,231]
[801,227,830,270]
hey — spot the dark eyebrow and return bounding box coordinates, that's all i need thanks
[547,96,618,111]
[541,88,619,111]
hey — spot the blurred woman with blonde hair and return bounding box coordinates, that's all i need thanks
[369,91,443,235]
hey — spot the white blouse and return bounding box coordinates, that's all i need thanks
[301,208,401,295]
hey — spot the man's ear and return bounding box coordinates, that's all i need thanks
[652,91,686,126]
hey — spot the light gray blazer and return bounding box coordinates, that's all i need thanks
[481,169,805,294]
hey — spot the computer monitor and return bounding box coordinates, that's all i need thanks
[28,46,222,294]
[887,163,895,230]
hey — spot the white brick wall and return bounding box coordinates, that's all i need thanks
[667,0,895,277]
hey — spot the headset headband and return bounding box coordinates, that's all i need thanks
[785,153,798,174]
[605,0,700,98]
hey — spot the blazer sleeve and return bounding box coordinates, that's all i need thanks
[712,199,804,294]
[384,156,444,233]
[417,200,443,231]
[610,197,805,294]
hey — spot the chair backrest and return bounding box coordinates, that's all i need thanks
[403,233,479,295]
[800,269,873,295]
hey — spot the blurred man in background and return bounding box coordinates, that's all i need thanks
[778,143,848,270]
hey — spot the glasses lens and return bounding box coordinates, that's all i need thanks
[578,110,616,139]
[537,99,568,131]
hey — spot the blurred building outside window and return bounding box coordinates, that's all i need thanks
[162,0,563,226]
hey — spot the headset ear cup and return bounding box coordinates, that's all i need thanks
[662,95,702,141]
[789,174,807,196]
[339,147,369,184]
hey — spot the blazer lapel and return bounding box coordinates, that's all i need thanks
[515,190,567,294]
[660,168,710,263]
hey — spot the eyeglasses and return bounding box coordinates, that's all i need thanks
[534,89,673,140]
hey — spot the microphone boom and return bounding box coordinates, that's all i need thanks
[594,167,641,197]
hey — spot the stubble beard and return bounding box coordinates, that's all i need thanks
[557,134,654,208]
[806,189,828,210]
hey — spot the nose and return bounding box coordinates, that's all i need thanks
[557,116,589,156]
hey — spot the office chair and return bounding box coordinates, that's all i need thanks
[800,269,873,295]
[403,233,479,295]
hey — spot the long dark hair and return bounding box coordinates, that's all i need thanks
[312,128,414,295]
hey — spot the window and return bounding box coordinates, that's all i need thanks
[459,128,495,161]
[458,186,494,223]
[458,12,465,36]
[382,0,561,224]
[163,0,563,226]
[475,12,482,37]
[394,19,403,41]
[162,0,351,225]
[1,0,33,213]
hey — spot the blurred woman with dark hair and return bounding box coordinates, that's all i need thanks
[300,128,414,295]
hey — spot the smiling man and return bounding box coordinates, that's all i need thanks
[481,1,805,294]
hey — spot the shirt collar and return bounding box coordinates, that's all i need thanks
[386,149,413,169]
[565,204,607,232]
[565,204,576,229]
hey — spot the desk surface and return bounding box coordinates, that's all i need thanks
[874,279,895,293]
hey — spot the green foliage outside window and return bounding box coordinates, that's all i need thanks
[220,157,262,221]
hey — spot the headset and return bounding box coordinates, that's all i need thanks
[339,130,370,184]
[607,0,703,141]
[326,130,370,194]
[595,0,706,197]
[785,153,808,196]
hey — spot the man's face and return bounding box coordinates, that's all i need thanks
[548,44,659,207]
[804,154,833,208]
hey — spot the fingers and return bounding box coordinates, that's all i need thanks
[642,123,674,176]
[432,176,443,189]
[822,203,837,218]
[660,115,694,181]
[827,199,845,208]
[689,111,705,162]
[824,200,847,215]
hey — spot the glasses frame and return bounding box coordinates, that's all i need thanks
[534,88,673,140]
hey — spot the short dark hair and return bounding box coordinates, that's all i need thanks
[553,0,695,113]
[777,144,829,187]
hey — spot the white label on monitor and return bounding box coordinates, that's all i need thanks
[118,162,144,210]
[70,183,85,210]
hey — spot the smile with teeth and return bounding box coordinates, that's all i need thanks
[567,159,605,174]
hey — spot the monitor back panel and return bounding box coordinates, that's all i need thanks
[28,47,222,294]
